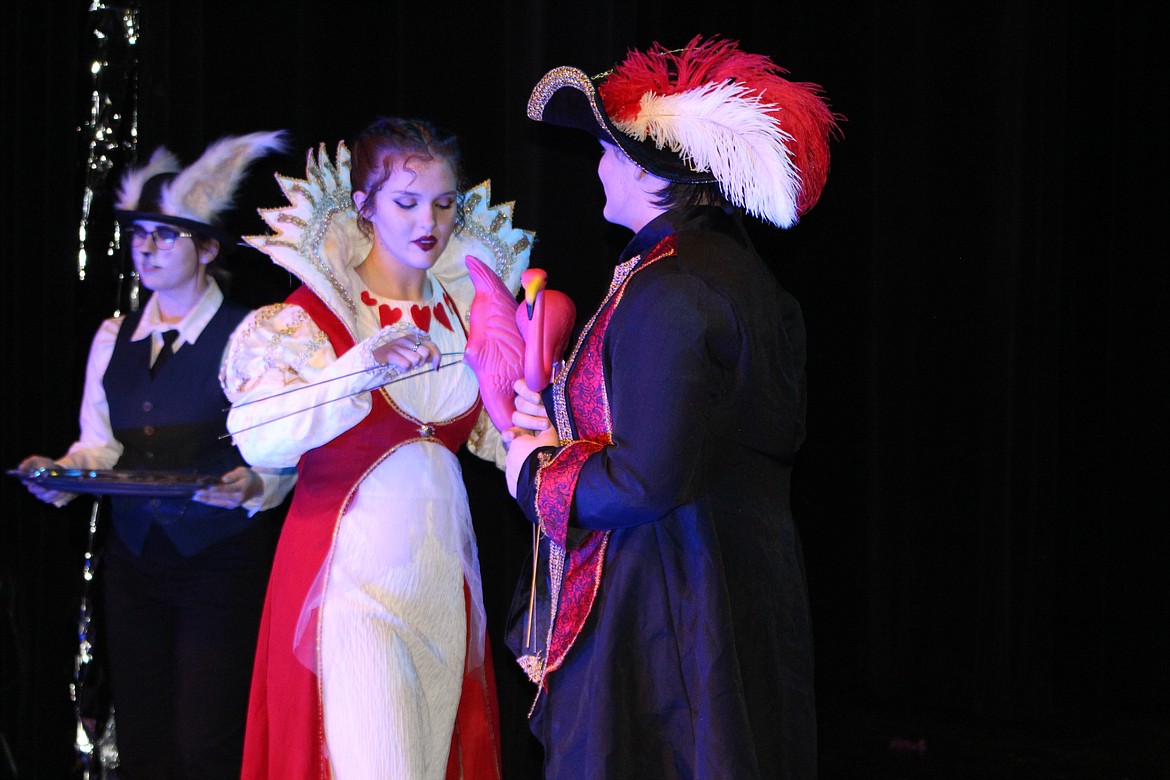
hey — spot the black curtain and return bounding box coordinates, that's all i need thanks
[3,2,1166,777]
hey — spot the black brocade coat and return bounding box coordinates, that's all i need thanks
[509,206,816,779]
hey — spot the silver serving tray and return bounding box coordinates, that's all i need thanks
[9,468,221,497]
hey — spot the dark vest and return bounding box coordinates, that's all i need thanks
[104,298,253,556]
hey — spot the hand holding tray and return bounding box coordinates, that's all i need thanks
[9,467,221,498]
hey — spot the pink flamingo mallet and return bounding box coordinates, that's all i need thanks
[463,257,575,432]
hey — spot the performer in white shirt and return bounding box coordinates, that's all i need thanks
[18,131,294,780]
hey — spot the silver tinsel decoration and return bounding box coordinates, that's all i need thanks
[75,4,140,777]
[78,0,140,314]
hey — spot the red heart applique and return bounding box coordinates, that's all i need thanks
[379,305,402,327]
[360,290,377,306]
[433,302,452,331]
[410,304,431,332]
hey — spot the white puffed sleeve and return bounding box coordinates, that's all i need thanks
[465,410,508,469]
[221,303,414,468]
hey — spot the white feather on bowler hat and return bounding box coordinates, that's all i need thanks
[115,130,289,245]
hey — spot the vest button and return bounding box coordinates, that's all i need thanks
[142,401,153,412]
[145,451,154,461]
[143,425,155,436]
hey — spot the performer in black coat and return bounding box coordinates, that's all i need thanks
[503,38,840,779]
[19,132,293,779]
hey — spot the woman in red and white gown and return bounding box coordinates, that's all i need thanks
[221,118,531,779]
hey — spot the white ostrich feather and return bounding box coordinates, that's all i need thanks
[615,81,801,228]
[115,146,181,210]
[161,130,288,224]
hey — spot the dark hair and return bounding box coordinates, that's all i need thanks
[650,178,729,213]
[188,233,217,254]
[350,118,465,237]
[175,230,227,285]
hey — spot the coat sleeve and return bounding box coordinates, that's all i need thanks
[520,265,740,531]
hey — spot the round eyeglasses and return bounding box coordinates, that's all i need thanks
[128,225,194,250]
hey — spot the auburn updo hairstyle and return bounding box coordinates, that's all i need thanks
[349,118,465,238]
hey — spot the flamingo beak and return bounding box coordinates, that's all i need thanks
[522,271,547,320]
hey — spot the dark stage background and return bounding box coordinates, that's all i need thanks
[2,2,1166,778]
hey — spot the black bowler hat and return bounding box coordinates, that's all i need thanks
[115,131,289,247]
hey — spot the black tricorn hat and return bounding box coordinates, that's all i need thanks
[526,37,840,229]
[527,65,717,186]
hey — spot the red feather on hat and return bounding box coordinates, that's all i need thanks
[598,36,840,226]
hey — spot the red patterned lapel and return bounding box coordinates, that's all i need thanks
[522,236,678,690]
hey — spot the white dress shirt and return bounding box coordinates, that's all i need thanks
[55,279,294,511]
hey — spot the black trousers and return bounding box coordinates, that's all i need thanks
[100,517,277,780]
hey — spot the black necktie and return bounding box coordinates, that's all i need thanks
[151,330,179,378]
